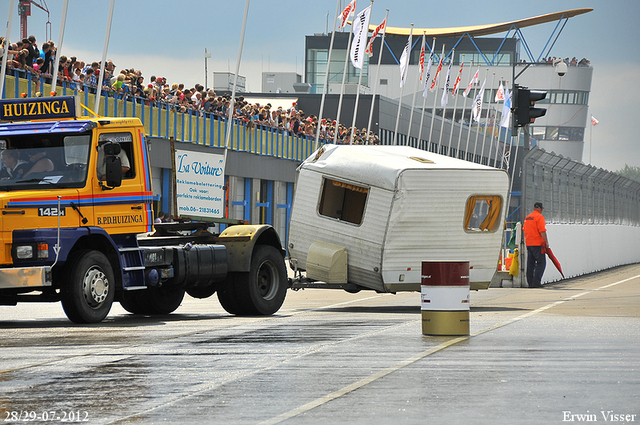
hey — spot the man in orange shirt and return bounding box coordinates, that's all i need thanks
[523,202,549,288]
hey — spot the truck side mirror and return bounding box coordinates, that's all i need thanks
[103,141,122,188]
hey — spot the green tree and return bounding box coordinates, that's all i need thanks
[616,164,640,182]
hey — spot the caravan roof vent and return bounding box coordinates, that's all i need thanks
[409,156,434,164]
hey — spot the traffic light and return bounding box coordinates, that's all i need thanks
[513,85,547,128]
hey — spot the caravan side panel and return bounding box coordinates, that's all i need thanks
[382,169,509,291]
[288,169,393,291]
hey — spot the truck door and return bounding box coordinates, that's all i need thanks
[91,131,153,235]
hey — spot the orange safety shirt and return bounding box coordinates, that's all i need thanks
[523,210,547,246]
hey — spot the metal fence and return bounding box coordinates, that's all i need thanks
[522,148,640,226]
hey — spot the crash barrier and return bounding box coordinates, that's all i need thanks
[421,261,470,336]
[1,73,318,162]
[522,147,640,226]
[539,224,640,284]
[519,148,640,285]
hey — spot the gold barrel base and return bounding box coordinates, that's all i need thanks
[421,310,470,336]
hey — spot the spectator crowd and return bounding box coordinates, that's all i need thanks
[2,35,589,146]
[0,35,380,145]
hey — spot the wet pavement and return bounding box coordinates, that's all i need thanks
[0,264,638,424]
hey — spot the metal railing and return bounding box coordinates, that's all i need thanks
[1,72,321,162]
[522,147,640,226]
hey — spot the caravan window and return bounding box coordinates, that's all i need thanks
[464,196,502,232]
[318,178,368,225]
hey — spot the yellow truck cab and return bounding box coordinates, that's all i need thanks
[0,96,287,323]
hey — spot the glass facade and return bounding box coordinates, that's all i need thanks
[306,34,369,94]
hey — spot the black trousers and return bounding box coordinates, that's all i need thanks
[526,245,546,287]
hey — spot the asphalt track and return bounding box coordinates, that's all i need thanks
[0,264,638,424]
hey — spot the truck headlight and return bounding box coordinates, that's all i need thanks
[13,243,49,260]
[15,245,33,259]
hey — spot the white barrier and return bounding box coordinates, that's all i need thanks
[540,224,640,284]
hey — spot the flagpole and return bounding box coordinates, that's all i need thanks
[315,0,343,151]
[333,26,355,144]
[0,0,15,99]
[589,117,593,165]
[224,0,250,156]
[406,32,423,147]
[392,23,413,146]
[493,78,505,167]
[499,81,511,169]
[366,9,389,144]
[417,36,435,150]
[480,72,497,162]
[471,69,489,162]
[463,67,480,161]
[94,0,115,114]
[438,48,454,149]
[447,54,463,155]
[456,60,473,156]
[50,0,69,95]
[350,1,374,145]
[427,44,445,149]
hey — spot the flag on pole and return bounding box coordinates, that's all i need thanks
[452,62,464,95]
[399,31,412,88]
[472,78,486,122]
[495,81,505,102]
[365,17,386,57]
[422,38,435,98]
[463,68,479,98]
[501,85,511,128]
[440,52,454,107]
[429,45,445,91]
[350,5,371,69]
[338,0,356,30]
[419,35,426,80]
[591,115,599,126]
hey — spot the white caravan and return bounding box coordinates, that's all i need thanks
[288,144,510,292]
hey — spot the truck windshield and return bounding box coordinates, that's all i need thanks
[0,132,92,190]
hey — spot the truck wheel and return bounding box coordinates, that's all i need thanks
[216,272,244,315]
[119,291,147,314]
[144,286,185,315]
[61,250,115,323]
[186,285,216,299]
[218,245,287,316]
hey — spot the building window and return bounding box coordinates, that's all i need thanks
[530,126,584,142]
[318,178,368,225]
[380,79,388,85]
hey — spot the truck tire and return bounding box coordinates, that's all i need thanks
[119,291,147,314]
[144,286,185,314]
[120,286,185,315]
[217,245,287,316]
[186,285,216,299]
[61,250,115,324]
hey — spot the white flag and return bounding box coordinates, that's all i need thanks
[440,52,454,108]
[422,38,435,98]
[338,0,356,30]
[463,68,479,98]
[501,85,511,128]
[399,31,412,88]
[365,18,386,57]
[472,78,486,122]
[591,115,599,126]
[495,81,505,102]
[350,5,371,70]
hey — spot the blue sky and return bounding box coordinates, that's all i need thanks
[4,0,639,171]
